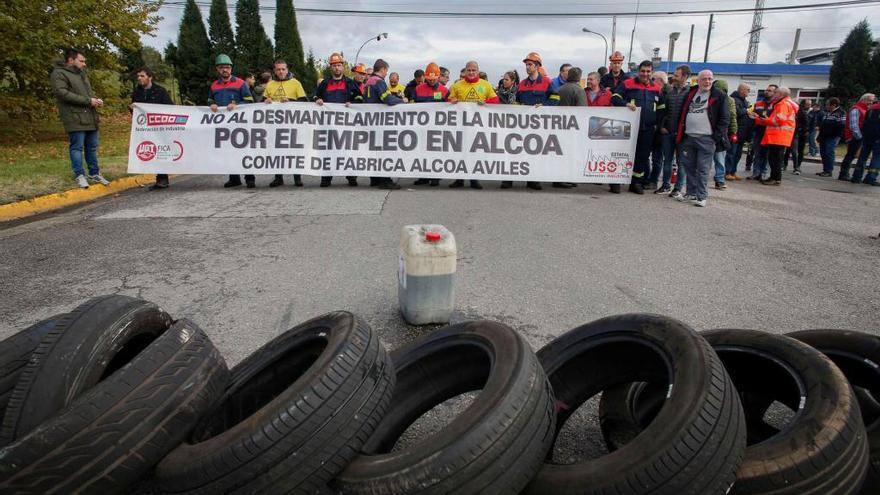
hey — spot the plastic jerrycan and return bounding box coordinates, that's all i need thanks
[398,225,456,325]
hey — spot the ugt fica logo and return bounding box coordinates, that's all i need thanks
[136,113,189,126]
[136,140,184,162]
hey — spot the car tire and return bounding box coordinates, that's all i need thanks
[0,315,64,422]
[333,320,555,495]
[787,329,880,494]
[1,295,174,443]
[600,328,870,495]
[155,311,395,494]
[524,313,746,495]
[0,319,229,494]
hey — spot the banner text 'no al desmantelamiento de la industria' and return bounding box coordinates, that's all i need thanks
[128,102,641,183]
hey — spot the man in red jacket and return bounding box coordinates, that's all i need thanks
[839,93,876,181]
[585,72,612,107]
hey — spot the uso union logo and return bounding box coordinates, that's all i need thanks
[136,141,184,162]
[136,113,189,126]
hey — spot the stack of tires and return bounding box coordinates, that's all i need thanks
[0,298,876,495]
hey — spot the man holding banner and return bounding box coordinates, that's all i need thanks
[614,60,665,194]
[315,52,363,187]
[263,59,308,188]
[448,60,497,189]
[363,59,405,190]
[208,54,255,189]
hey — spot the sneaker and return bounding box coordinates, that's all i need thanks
[269,176,284,187]
[793,169,801,175]
[669,189,683,199]
[816,172,832,177]
[714,182,727,190]
[693,199,707,207]
[378,182,401,190]
[87,173,110,186]
[654,185,672,194]
[76,174,89,189]
[676,193,696,202]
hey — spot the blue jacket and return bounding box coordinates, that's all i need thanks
[316,76,363,104]
[208,76,253,106]
[516,74,559,106]
[549,75,566,94]
[613,77,666,130]
[363,75,404,105]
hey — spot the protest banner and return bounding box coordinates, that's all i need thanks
[128,102,640,183]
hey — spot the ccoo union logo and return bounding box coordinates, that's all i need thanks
[136,140,183,162]
[137,113,189,126]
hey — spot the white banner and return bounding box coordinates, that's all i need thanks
[128,102,640,183]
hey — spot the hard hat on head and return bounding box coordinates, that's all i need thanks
[522,52,543,66]
[352,63,368,75]
[609,51,625,62]
[424,63,440,81]
[329,52,344,65]
[215,54,233,66]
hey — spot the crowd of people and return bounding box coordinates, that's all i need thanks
[51,47,880,202]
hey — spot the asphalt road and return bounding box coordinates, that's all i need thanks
[1,159,878,483]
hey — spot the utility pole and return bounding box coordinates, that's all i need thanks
[611,16,617,53]
[746,0,765,63]
[687,24,694,62]
[704,14,714,63]
[789,28,802,64]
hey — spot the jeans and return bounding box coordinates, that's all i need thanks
[714,150,727,184]
[681,134,715,200]
[808,129,819,155]
[853,136,879,182]
[725,142,741,176]
[68,130,99,178]
[751,144,768,178]
[838,139,862,178]
[671,142,687,191]
[651,133,676,187]
[820,137,840,174]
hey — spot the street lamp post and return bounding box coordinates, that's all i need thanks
[666,32,681,73]
[354,32,388,68]
[582,28,609,67]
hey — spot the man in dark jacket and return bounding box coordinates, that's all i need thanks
[403,69,424,102]
[817,97,846,176]
[807,101,824,156]
[315,52,363,187]
[131,67,174,190]
[788,98,810,175]
[674,70,730,207]
[614,60,666,194]
[208,54,255,188]
[600,51,629,96]
[51,48,109,189]
[725,83,751,180]
[664,65,692,197]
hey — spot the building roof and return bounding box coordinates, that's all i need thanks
[794,47,838,59]
[663,61,831,76]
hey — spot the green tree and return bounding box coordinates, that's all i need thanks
[828,20,874,104]
[871,47,880,95]
[208,0,237,61]
[0,0,159,118]
[141,47,174,82]
[174,0,214,105]
[299,49,319,96]
[274,0,307,80]
[119,44,146,87]
[235,0,274,75]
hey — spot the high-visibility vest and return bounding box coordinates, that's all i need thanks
[756,97,798,147]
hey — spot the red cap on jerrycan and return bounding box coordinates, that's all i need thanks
[425,232,442,242]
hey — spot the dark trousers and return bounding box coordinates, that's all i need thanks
[156,174,169,186]
[634,128,655,184]
[783,134,805,170]
[229,174,255,184]
[838,139,862,178]
[768,145,786,181]
[796,133,807,169]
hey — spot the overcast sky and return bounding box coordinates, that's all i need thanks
[143,0,880,83]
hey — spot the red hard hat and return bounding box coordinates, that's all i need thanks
[522,52,543,66]
[352,63,368,75]
[329,52,344,65]
[609,51,625,62]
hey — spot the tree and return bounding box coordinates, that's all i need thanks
[274,0,307,80]
[0,0,159,118]
[828,20,874,105]
[871,47,880,95]
[299,49,319,96]
[142,47,174,82]
[208,0,237,61]
[235,0,274,75]
[175,0,214,105]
